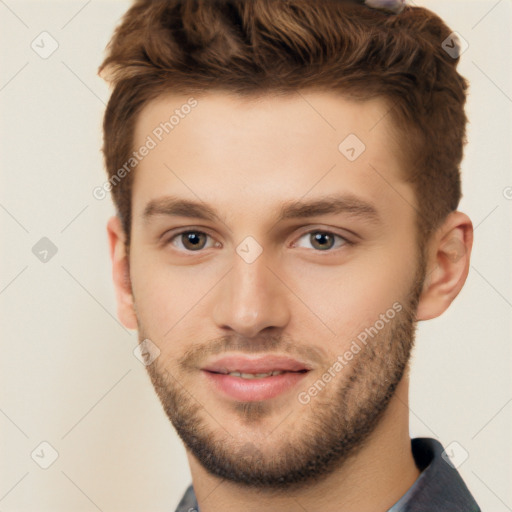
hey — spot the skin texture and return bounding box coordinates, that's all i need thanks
[107,91,473,512]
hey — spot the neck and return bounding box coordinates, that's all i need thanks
[186,374,420,512]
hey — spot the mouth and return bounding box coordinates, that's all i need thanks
[202,354,311,374]
[205,369,308,379]
[201,355,311,401]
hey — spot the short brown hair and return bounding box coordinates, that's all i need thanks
[99,0,469,248]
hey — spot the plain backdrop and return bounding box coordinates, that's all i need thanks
[1,0,511,510]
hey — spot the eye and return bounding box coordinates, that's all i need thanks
[165,228,351,253]
[294,230,350,251]
[168,230,218,252]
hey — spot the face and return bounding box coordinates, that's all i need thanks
[126,90,426,489]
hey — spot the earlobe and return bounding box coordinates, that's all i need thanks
[416,211,474,321]
[106,216,138,330]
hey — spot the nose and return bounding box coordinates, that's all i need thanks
[211,248,291,338]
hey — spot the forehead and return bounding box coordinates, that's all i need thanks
[131,89,413,224]
[134,90,400,159]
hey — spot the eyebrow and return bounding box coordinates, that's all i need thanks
[142,194,381,225]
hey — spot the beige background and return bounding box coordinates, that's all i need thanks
[1,0,511,510]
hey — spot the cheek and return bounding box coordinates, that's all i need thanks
[284,243,418,341]
[129,249,220,349]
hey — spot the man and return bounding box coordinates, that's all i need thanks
[99,0,480,510]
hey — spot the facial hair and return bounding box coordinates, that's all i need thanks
[139,259,426,491]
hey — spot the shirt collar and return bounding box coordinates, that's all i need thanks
[387,437,480,511]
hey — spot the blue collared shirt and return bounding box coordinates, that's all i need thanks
[174,438,481,511]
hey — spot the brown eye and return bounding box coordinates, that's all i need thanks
[310,232,335,250]
[294,230,349,251]
[182,231,207,250]
[171,231,212,251]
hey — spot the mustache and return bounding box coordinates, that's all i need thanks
[177,333,328,372]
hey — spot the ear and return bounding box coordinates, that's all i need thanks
[416,211,474,321]
[106,216,138,330]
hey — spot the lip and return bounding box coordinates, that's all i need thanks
[201,355,311,374]
[202,370,309,402]
[201,354,311,402]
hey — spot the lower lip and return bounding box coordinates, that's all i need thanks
[202,370,309,402]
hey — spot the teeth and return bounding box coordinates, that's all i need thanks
[227,370,285,378]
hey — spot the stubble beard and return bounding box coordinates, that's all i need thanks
[139,260,426,491]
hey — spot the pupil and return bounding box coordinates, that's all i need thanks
[184,232,205,250]
[312,232,333,250]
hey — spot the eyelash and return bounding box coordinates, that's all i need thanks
[164,228,354,253]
